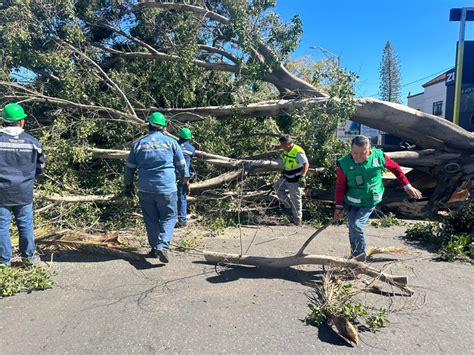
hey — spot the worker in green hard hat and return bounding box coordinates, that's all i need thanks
[124,112,187,263]
[0,103,45,266]
[176,127,195,227]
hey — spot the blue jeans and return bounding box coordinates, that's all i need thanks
[139,191,177,250]
[347,205,375,257]
[0,203,35,266]
[177,181,187,225]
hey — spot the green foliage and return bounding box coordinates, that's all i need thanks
[370,212,405,228]
[0,1,357,231]
[0,265,55,297]
[438,234,472,262]
[176,232,204,251]
[342,302,369,322]
[306,302,327,327]
[203,211,237,236]
[366,309,390,330]
[302,199,333,228]
[404,222,438,243]
[404,201,473,261]
[206,215,228,235]
[306,280,389,332]
[444,200,474,233]
[289,61,356,191]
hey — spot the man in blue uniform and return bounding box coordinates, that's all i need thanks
[124,112,186,263]
[176,127,195,227]
[0,103,44,266]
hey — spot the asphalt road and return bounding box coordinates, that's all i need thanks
[1,223,473,353]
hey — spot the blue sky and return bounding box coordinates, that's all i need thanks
[276,0,474,103]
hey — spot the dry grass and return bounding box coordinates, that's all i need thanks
[366,246,410,257]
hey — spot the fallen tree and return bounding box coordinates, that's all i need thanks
[1,0,472,222]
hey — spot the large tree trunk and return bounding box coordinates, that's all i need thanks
[2,1,471,218]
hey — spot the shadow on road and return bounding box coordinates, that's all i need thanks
[40,251,164,270]
[196,262,324,285]
[315,323,354,347]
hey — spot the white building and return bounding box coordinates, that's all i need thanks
[407,71,450,117]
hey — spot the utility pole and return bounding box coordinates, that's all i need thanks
[450,7,474,125]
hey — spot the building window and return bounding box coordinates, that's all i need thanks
[432,101,443,116]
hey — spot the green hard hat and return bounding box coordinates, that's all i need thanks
[2,103,27,121]
[179,127,192,140]
[148,112,166,126]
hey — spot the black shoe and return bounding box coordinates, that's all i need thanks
[293,219,302,226]
[175,220,187,228]
[352,253,367,262]
[147,249,159,258]
[156,248,169,263]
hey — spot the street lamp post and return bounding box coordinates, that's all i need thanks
[309,46,340,67]
[449,7,474,126]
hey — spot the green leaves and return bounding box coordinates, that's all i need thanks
[306,279,390,333]
[366,309,390,331]
[370,212,405,228]
[0,265,55,298]
[404,201,473,261]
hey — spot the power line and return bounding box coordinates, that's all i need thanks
[365,66,453,97]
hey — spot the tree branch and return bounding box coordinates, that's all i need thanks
[202,251,412,293]
[136,97,329,118]
[0,81,143,123]
[198,44,240,63]
[96,44,242,73]
[137,1,326,97]
[57,39,138,119]
[138,1,230,24]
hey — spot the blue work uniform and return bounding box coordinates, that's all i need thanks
[124,131,186,250]
[177,139,196,226]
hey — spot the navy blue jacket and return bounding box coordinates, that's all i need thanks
[178,139,196,178]
[0,127,45,206]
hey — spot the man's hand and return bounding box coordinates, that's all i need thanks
[298,176,307,188]
[184,180,191,195]
[333,208,344,222]
[405,185,422,200]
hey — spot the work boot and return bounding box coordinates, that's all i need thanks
[146,248,159,258]
[352,253,367,262]
[293,218,302,226]
[175,220,187,228]
[156,248,169,263]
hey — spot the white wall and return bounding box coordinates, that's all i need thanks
[407,81,446,117]
[407,93,424,112]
